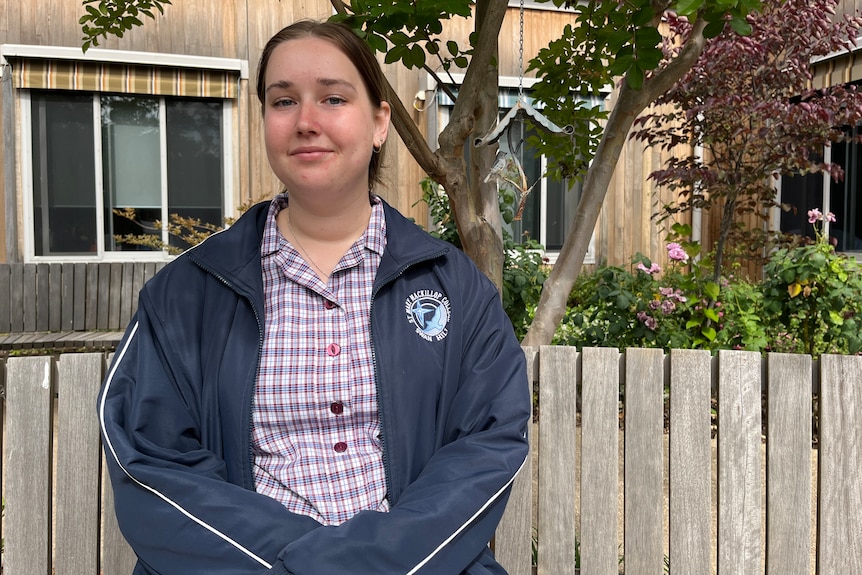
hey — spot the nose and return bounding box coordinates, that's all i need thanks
[296,103,319,134]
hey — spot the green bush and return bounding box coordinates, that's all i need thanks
[556,212,862,358]
[760,209,862,356]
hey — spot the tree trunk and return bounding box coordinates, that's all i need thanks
[521,17,710,347]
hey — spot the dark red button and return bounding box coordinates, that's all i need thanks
[330,401,344,415]
[333,442,347,453]
[323,299,336,310]
[326,343,341,356]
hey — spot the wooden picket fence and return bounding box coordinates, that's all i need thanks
[1,347,860,574]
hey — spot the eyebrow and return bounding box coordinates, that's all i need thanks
[265,78,358,94]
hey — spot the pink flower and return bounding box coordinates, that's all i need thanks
[666,242,689,262]
[637,262,661,275]
[808,208,823,223]
[826,212,836,223]
[645,317,658,330]
[660,299,676,314]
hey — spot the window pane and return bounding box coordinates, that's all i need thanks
[830,137,862,251]
[101,95,161,251]
[166,99,224,251]
[30,92,98,255]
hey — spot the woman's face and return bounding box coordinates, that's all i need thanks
[261,36,390,202]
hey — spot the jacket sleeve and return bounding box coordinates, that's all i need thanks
[98,301,322,575]
[272,272,532,575]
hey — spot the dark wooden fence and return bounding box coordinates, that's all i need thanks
[0,262,165,351]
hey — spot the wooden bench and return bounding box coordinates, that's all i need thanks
[2,347,860,574]
[0,262,166,352]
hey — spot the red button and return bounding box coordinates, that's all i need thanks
[323,299,336,310]
[330,401,344,415]
[334,442,347,453]
[326,343,341,356]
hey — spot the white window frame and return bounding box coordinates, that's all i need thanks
[20,88,235,263]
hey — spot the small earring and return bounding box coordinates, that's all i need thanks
[372,142,382,154]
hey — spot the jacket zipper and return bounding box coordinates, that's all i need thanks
[370,249,448,504]
[190,258,264,491]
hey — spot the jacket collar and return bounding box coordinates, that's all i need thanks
[185,198,450,295]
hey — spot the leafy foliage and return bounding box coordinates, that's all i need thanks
[80,0,172,51]
[331,0,474,76]
[632,0,862,281]
[761,211,862,356]
[556,214,861,358]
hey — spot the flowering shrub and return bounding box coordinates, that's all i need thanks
[760,210,862,356]
[556,242,729,350]
[555,212,862,357]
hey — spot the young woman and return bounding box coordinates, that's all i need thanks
[99,20,530,575]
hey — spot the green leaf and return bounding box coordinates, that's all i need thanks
[728,15,752,35]
[626,64,645,90]
[703,19,727,38]
[673,0,704,17]
[705,282,720,300]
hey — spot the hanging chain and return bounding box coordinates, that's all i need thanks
[518,0,525,98]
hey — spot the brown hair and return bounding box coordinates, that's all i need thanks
[256,20,389,188]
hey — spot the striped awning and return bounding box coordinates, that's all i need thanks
[810,51,859,90]
[11,58,238,98]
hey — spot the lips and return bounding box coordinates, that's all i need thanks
[290,146,330,159]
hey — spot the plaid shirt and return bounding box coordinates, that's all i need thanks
[251,193,389,526]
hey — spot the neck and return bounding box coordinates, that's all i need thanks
[283,192,373,243]
[276,192,374,282]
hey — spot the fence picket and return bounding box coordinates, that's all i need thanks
[818,354,862,574]
[4,356,53,575]
[537,345,579,575]
[668,349,713,575]
[766,353,812,575]
[624,347,665,575]
[495,347,536,575]
[55,353,104,574]
[580,346,620,575]
[717,350,763,575]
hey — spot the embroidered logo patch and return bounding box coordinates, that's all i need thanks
[406,290,451,342]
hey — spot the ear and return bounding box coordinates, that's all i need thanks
[374,101,391,146]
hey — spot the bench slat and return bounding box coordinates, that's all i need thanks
[35,263,50,331]
[23,263,37,332]
[73,262,87,331]
[49,263,63,331]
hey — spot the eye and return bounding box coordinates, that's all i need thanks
[325,96,346,106]
[271,97,295,108]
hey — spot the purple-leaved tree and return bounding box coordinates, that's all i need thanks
[632,0,862,281]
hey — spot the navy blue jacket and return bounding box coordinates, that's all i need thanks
[98,200,531,574]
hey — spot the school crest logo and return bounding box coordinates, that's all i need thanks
[405,290,451,342]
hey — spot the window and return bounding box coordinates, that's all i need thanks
[4,45,245,261]
[780,130,862,252]
[28,91,225,257]
[437,86,595,263]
